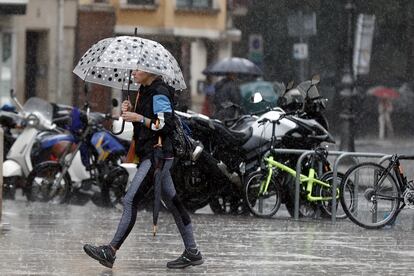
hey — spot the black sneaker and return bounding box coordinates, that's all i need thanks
[83,244,116,268]
[167,248,204,269]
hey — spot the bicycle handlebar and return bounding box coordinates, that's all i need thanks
[394,154,414,161]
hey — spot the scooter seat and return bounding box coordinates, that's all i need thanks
[40,134,75,149]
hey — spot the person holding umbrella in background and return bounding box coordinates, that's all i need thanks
[378,97,394,139]
[202,57,263,121]
[367,86,399,140]
[213,72,242,120]
[73,36,203,269]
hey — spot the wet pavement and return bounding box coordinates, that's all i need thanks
[1,137,414,276]
[2,198,414,276]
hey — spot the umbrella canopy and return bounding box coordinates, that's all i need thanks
[202,57,263,76]
[73,36,186,91]
[367,86,400,99]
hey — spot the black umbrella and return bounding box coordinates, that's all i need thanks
[202,57,263,76]
[152,123,164,236]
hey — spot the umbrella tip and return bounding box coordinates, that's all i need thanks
[152,225,158,237]
[134,27,138,36]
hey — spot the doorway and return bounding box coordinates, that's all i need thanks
[0,32,13,106]
[25,31,48,100]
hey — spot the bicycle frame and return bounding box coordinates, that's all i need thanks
[373,156,407,202]
[260,154,338,202]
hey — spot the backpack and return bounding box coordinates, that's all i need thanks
[154,82,194,159]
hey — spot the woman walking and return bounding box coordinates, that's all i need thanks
[83,69,203,269]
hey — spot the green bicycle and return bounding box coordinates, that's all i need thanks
[244,115,353,218]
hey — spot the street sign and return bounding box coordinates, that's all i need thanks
[293,43,308,60]
[248,34,263,65]
[353,14,375,76]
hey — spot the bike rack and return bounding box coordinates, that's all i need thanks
[272,149,389,223]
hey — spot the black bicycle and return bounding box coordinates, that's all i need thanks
[340,154,414,229]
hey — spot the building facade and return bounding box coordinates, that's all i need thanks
[111,0,240,110]
[0,0,77,106]
[0,0,27,106]
[1,0,241,111]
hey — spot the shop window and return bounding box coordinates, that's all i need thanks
[176,0,213,10]
[127,0,155,4]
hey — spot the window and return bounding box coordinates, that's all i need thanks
[127,0,155,4]
[176,0,213,10]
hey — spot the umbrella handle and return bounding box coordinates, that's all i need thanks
[154,119,162,147]
[111,119,125,135]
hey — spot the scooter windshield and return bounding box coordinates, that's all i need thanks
[297,80,320,99]
[22,97,54,124]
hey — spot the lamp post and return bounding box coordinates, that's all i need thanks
[339,0,356,152]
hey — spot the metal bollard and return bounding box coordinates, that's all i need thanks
[0,127,3,221]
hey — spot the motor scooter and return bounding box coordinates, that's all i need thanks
[3,91,70,199]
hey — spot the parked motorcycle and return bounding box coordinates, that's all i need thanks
[26,100,129,206]
[2,92,71,199]
[174,75,333,215]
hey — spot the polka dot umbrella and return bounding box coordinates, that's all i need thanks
[73,36,186,91]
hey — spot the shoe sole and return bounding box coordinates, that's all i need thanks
[83,245,114,269]
[167,259,204,269]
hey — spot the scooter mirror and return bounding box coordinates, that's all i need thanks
[10,89,24,112]
[112,98,119,107]
[286,80,295,90]
[311,74,320,85]
[251,92,263,103]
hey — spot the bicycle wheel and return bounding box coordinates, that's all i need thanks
[340,162,400,229]
[244,171,282,218]
[26,161,72,204]
[317,172,352,219]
